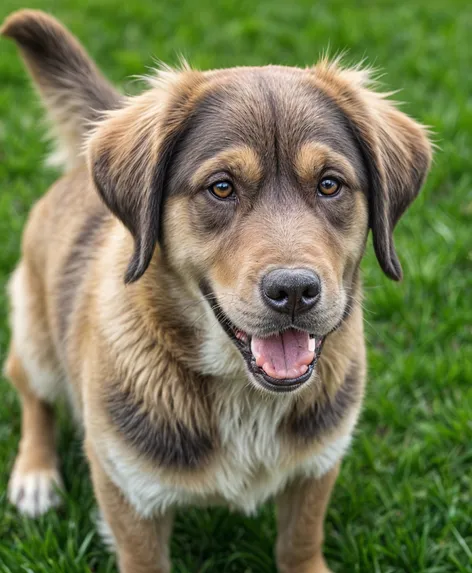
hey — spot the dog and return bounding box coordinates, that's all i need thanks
[1,10,432,573]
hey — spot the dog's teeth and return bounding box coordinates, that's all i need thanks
[308,337,316,352]
[235,330,248,343]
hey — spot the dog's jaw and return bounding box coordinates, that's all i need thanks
[198,280,326,393]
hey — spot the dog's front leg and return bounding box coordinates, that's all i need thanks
[86,441,173,573]
[275,465,339,573]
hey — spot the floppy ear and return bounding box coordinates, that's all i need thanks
[354,97,432,280]
[87,71,203,283]
[313,63,432,280]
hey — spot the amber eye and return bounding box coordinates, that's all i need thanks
[208,180,235,200]
[317,177,341,196]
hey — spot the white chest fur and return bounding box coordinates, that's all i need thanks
[99,386,353,518]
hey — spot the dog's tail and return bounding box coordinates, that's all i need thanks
[1,10,122,169]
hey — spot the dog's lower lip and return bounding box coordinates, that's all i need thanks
[250,357,315,388]
[234,329,324,391]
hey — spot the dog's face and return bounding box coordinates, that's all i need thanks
[163,69,369,391]
[89,63,431,393]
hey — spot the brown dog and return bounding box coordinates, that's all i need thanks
[2,10,432,573]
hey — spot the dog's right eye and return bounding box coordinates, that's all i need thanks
[317,177,341,197]
[208,180,235,200]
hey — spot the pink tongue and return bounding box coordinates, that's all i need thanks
[250,329,315,380]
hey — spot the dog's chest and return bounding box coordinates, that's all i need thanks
[208,395,350,512]
[209,395,293,510]
[105,391,351,517]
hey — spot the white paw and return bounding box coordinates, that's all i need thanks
[8,469,63,517]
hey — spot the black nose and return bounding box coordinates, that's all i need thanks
[261,268,321,316]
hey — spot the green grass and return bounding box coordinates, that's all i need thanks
[0,0,471,571]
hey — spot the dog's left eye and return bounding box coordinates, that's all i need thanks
[208,180,235,200]
[317,177,341,197]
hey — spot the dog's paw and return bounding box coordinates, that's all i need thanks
[8,468,63,517]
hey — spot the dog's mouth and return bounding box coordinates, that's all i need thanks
[233,327,325,393]
[201,295,323,393]
[199,281,325,392]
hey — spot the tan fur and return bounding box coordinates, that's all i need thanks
[86,441,173,573]
[2,10,431,572]
[276,465,340,573]
[191,145,263,190]
[294,142,360,187]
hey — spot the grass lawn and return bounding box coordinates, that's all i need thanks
[0,0,471,571]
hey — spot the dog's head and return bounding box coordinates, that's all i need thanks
[88,61,431,393]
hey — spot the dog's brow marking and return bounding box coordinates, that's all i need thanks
[107,384,214,469]
[287,360,361,440]
[295,142,359,185]
[190,145,263,189]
